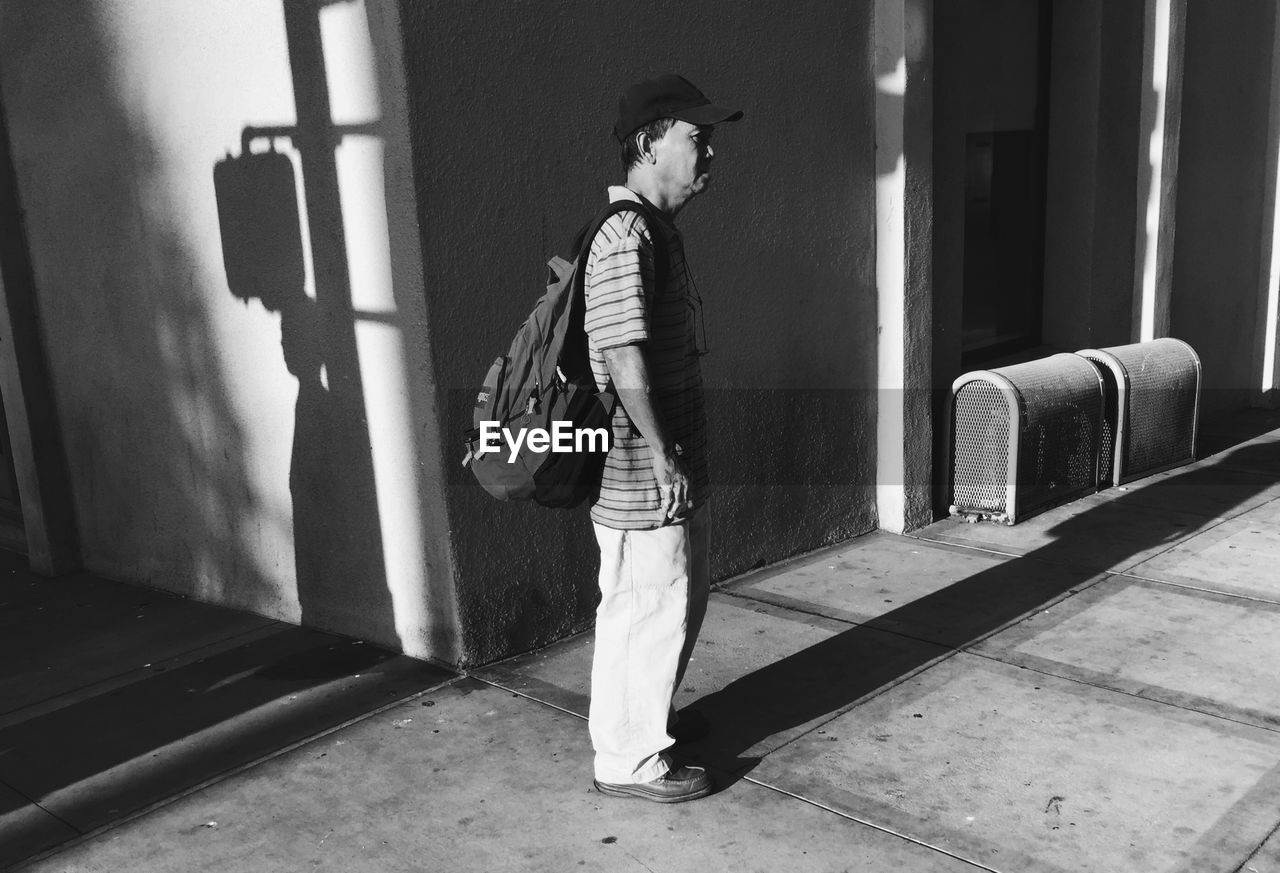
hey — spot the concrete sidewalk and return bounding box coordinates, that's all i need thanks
[8,409,1280,872]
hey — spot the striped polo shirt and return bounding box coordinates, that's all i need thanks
[583,186,708,530]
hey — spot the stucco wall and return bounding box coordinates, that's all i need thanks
[399,0,879,664]
[1171,1,1278,416]
[0,0,459,661]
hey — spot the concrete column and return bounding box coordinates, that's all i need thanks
[875,0,933,533]
[1042,1,1145,352]
[1131,0,1187,342]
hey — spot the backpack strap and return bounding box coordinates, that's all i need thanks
[569,198,670,404]
[571,198,669,288]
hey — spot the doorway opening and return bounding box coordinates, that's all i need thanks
[952,0,1055,370]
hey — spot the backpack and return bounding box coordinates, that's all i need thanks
[463,200,667,508]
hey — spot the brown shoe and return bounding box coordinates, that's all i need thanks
[593,765,713,803]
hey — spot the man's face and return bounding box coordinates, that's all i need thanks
[651,120,715,211]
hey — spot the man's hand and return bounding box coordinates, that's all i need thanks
[604,344,691,524]
[652,448,691,522]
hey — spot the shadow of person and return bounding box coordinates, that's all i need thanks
[214,148,399,649]
[681,437,1280,785]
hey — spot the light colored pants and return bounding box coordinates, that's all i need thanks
[589,508,710,784]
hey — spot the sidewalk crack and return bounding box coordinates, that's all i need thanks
[0,775,82,835]
[739,776,1002,873]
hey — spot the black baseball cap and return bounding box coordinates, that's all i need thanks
[613,74,743,142]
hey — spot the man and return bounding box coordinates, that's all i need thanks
[583,74,741,803]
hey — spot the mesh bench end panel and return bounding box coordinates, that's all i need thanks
[1077,339,1200,486]
[949,354,1104,524]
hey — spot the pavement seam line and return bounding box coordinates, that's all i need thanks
[1108,511,1241,574]
[472,645,994,806]
[449,540,882,678]
[11,673,464,871]
[716,587,858,625]
[0,622,286,729]
[738,643,975,762]
[904,532,1024,560]
[709,537,875,591]
[961,648,1280,736]
[468,675,587,720]
[0,775,81,836]
[907,531,1136,576]
[1232,816,1280,873]
[1113,570,1280,607]
[471,667,981,805]
[604,576,1101,766]
[716,586,982,663]
[717,568,1110,672]
[466,675,1003,873]
[907,501,1247,577]
[738,774,1003,873]
[705,587,992,755]
[1215,462,1280,479]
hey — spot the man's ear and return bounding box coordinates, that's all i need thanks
[634,131,657,164]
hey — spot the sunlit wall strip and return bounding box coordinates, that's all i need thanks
[1261,9,1280,393]
[874,0,908,532]
[321,0,430,654]
[1137,0,1173,342]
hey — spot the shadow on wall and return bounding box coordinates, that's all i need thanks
[0,83,80,566]
[0,3,282,606]
[213,0,400,649]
